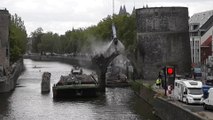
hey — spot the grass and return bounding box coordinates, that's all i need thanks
[129,80,143,92]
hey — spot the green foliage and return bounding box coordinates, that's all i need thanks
[38,32,60,53]
[9,14,27,63]
[31,27,43,53]
[31,12,136,54]
[10,46,21,63]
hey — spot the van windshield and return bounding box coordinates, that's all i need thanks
[188,88,202,95]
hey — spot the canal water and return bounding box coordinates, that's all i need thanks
[0,59,160,120]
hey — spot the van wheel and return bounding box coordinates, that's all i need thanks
[186,99,189,105]
[203,104,208,110]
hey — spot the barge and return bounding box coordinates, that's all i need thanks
[52,66,99,99]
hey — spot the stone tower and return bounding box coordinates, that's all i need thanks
[136,7,191,80]
[0,9,10,76]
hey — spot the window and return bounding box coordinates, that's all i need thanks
[192,25,199,30]
[188,88,202,95]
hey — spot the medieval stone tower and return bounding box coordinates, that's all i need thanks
[0,9,10,76]
[136,7,191,80]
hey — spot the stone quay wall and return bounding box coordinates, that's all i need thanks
[0,59,25,93]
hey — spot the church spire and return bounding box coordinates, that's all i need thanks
[119,5,127,16]
[119,5,123,15]
[123,5,126,13]
[132,6,136,15]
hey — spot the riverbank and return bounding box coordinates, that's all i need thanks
[130,80,207,120]
[23,55,94,70]
[0,59,25,93]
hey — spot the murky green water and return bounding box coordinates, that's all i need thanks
[0,59,160,120]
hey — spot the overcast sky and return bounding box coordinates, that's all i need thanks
[1,0,213,36]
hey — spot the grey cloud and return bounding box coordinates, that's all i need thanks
[1,0,213,35]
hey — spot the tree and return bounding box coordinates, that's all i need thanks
[38,32,60,53]
[9,14,27,63]
[31,27,43,53]
[29,11,137,55]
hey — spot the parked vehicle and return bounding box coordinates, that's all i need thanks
[174,79,203,104]
[192,67,202,80]
[202,79,213,99]
[203,88,213,110]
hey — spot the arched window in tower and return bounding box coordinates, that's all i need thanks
[6,47,8,57]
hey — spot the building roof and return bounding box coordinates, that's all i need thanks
[200,15,213,31]
[0,8,9,14]
[189,10,213,28]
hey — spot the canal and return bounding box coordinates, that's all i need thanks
[0,59,160,120]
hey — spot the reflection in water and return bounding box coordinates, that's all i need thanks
[0,59,160,120]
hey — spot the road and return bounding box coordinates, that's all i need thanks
[160,90,213,119]
[174,100,213,120]
[151,84,213,120]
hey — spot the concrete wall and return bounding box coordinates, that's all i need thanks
[131,81,205,120]
[136,7,191,80]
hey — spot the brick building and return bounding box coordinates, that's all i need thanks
[189,10,213,65]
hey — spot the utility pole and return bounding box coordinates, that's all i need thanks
[164,66,175,96]
[112,0,114,18]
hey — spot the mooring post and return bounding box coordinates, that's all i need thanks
[41,72,51,93]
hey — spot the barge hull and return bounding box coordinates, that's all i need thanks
[53,85,99,99]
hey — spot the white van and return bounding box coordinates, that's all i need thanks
[173,79,203,104]
[203,88,213,110]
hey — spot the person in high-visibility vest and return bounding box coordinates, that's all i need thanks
[155,78,161,88]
